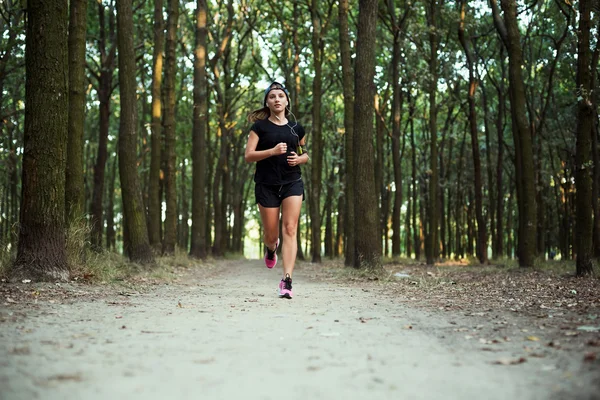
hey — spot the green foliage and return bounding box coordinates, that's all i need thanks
[1,0,597,270]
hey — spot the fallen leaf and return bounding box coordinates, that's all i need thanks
[529,353,546,358]
[47,374,83,382]
[527,336,540,341]
[583,352,597,362]
[587,339,600,347]
[493,357,527,365]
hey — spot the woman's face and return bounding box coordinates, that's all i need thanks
[266,89,288,112]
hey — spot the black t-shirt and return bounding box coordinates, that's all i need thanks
[250,118,306,185]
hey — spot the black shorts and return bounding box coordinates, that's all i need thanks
[255,179,305,208]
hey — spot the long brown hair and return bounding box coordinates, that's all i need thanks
[247,106,270,123]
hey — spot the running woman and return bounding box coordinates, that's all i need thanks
[244,82,309,299]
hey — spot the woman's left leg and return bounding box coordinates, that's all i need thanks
[280,195,303,278]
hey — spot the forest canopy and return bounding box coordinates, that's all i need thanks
[0,0,598,279]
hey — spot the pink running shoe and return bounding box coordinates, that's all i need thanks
[264,239,279,269]
[278,274,293,299]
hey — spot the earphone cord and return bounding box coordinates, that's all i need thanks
[286,106,300,147]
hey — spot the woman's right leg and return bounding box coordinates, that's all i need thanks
[259,204,280,251]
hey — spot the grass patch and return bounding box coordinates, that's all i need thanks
[71,249,138,283]
[0,241,15,279]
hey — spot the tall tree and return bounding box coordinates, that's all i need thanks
[339,0,355,266]
[591,15,600,259]
[353,0,381,269]
[385,0,410,257]
[491,0,537,267]
[12,0,69,281]
[162,0,179,255]
[190,0,208,259]
[116,0,154,264]
[66,0,87,225]
[308,0,325,263]
[424,0,441,265]
[574,0,594,276]
[89,1,117,250]
[209,0,234,257]
[148,0,164,250]
[458,0,487,264]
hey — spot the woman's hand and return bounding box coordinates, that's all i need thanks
[272,142,287,156]
[287,151,303,167]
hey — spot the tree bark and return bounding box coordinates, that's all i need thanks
[574,0,594,276]
[495,45,506,259]
[116,0,154,264]
[458,0,487,264]
[309,0,323,263]
[425,0,440,265]
[386,1,410,257]
[353,0,381,269]
[66,0,87,225]
[495,0,537,267]
[161,0,178,255]
[190,0,208,259]
[90,2,116,250]
[410,96,419,259]
[106,155,117,250]
[590,15,600,259]
[147,0,164,250]
[339,0,355,266]
[12,0,69,281]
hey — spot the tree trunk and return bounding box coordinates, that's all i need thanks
[147,0,164,250]
[425,0,440,265]
[455,129,468,259]
[12,0,69,281]
[480,79,495,259]
[116,0,154,264]
[66,0,87,225]
[90,2,116,250]
[106,155,117,250]
[353,0,380,269]
[458,0,487,264]
[309,0,323,263]
[324,166,334,258]
[574,0,594,276]
[190,0,208,259]
[495,45,506,259]
[410,97,419,259]
[339,0,355,266]
[386,0,409,258]
[179,160,189,249]
[161,0,178,255]
[591,16,600,259]
[494,0,537,267]
[335,190,344,257]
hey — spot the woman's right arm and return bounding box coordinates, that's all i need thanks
[245,130,287,163]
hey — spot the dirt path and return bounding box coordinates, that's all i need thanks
[1,259,598,400]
